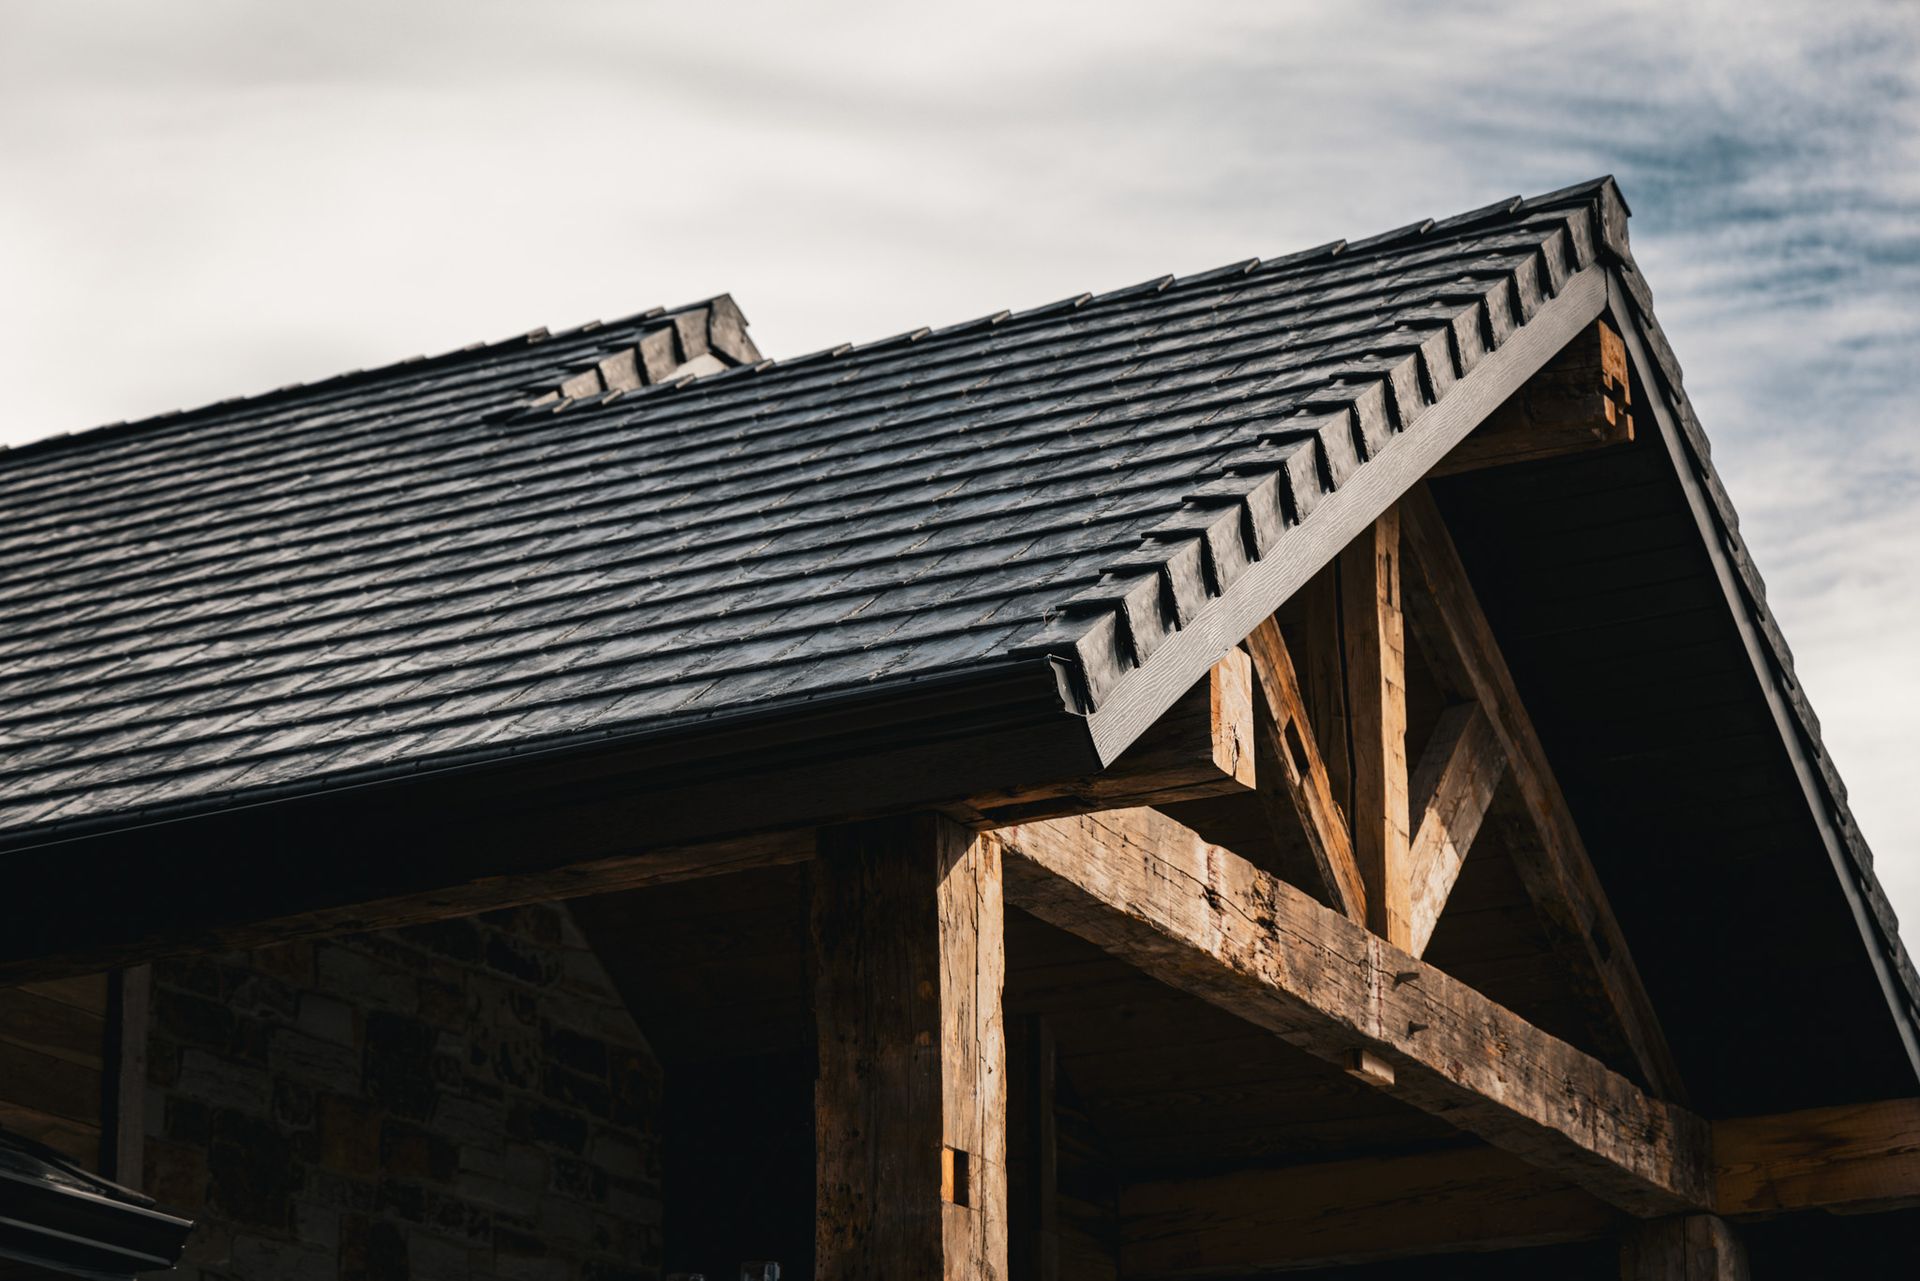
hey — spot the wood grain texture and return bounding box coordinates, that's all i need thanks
[974,653,1256,825]
[1300,564,1354,815]
[1431,319,1633,477]
[1714,1097,1920,1216]
[813,815,1008,1281]
[0,1036,103,1126]
[0,1098,101,1167]
[1619,1215,1749,1281]
[1406,702,1507,957]
[1241,618,1365,920]
[992,806,1710,1216]
[1400,483,1686,1101]
[0,986,107,1067]
[1340,511,1413,948]
[1120,1145,1620,1277]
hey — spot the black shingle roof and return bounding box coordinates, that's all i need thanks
[4,176,1915,1079]
[0,184,1619,838]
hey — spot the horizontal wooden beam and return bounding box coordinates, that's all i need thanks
[1431,319,1633,476]
[1115,1097,1920,1278]
[992,806,1711,1216]
[1714,1097,1920,1216]
[1120,1146,1620,1277]
[968,652,1256,824]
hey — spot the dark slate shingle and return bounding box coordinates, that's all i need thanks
[0,186,1612,837]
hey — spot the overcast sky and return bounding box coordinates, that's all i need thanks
[3,1,1917,943]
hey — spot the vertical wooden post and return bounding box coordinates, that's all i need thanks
[1008,1015,1059,1281]
[101,964,150,1187]
[813,813,1008,1281]
[1619,1215,1749,1280]
[1341,509,1413,949]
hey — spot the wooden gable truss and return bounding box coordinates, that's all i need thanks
[8,303,1917,1280]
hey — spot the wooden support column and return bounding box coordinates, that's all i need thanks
[1340,510,1412,949]
[813,814,1008,1281]
[1620,1216,1749,1281]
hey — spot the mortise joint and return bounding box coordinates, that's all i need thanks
[941,1146,971,1207]
[1343,1049,1397,1089]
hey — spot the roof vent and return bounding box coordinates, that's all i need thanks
[534,295,761,405]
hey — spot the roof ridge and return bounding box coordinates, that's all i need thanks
[0,297,722,470]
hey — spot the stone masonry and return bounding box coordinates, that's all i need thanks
[141,903,662,1281]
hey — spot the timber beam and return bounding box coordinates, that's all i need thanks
[1340,510,1414,949]
[1400,483,1686,1100]
[1620,1215,1749,1281]
[1715,1097,1920,1216]
[1431,318,1634,476]
[992,805,1711,1216]
[1116,1097,1920,1277]
[813,814,1009,1279]
[962,650,1257,826]
[1405,701,1505,957]
[1241,618,1366,921]
[1119,1146,1620,1277]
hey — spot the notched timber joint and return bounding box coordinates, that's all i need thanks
[941,1146,972,1207]
[1433,318,1634,475]
[1344,1049,1397,1089]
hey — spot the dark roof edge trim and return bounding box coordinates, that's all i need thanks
[1607,273,1920,1081]
[1074,265,1611,765]
[0,653,1084,857]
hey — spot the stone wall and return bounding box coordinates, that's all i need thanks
[141,904,662,1281]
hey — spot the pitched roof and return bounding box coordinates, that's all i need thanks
[3,176,1914,1097]
[0,183,1622,839]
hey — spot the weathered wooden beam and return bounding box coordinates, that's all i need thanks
[1714,1097,1920,1216]
[1405,702,1507,957]
[992,807,1711,1216]
[813,815,1008,1280]
[1431,319,1633,476]
[1620,1215,1749,1281]
[1241,619,1366,921]
[1340,511,1413,949]
[970,651,1256,825]
[1119,1146,1620,1278]
[1113,1097,1920,1279]
[1299,564,1353,814]
[1399,484,1686,1101]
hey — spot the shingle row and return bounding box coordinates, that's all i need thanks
[0,186,1612,836]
